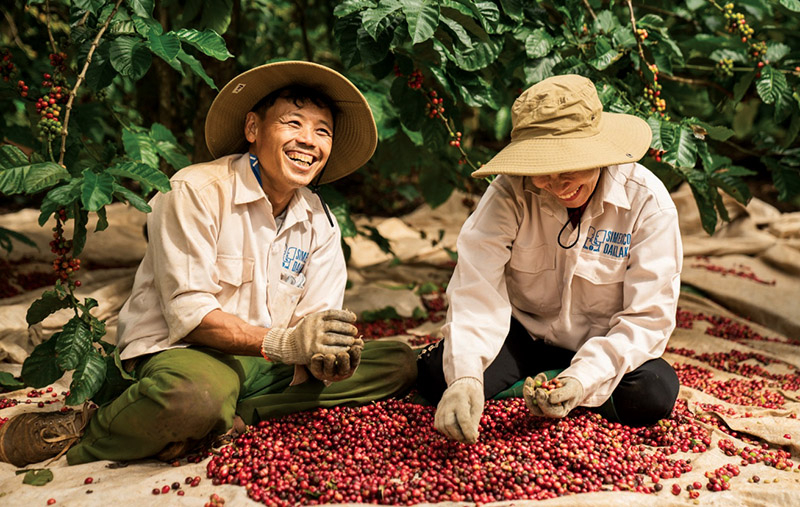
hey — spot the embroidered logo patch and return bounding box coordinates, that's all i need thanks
[282,246,308,274]
[582,226,631,258]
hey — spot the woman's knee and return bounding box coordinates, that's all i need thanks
[613,358,679,427]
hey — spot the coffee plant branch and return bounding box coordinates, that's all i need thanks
[1,9,26,53]
[581,0,597,24]
[663,74,734,99]
[625,0,646,63]
[76,10,91,28]
[44,0,58,55]
[58,0,125,166]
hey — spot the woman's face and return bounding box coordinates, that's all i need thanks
[531,168,602,208]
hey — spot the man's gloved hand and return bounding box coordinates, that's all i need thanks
[524,373,584,419]
[434,377,484,444]
[309,337,364,382]
[261,309,357,365]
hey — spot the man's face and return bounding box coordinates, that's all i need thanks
[245,96,334,196]
[531,168,602,208]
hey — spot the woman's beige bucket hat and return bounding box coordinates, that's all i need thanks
[471,74,652,178]
[205,60,377,184]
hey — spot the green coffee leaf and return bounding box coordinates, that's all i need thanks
[132,15,163,36]
[56,318,93,371]
[663,126,698,169]
[363,0,403,40]
[66,348,107,406]
[176,50,216,89]
[112,183,152,212]
[686,171,717,234]
[39,179,82,226]
[440,16,474,47]
[779,0,800,12]
[24,163,70,194]
[524,54,562,85]
[21,469,54,486]
[121,129,159,168]
[525,28,554,59]
[27,290,76,325]
[147,32,181,63]
[107,161,170,192]
[0,145,29,169]
[150,124,191,171]
[334,15,362,69]
[755,65,787,105]
[126,0,154,17]
[454,36,503,71]
[334,0,377,17]
[0,371,24,390]
[109,36,152,80]
[174,28,232,60]
[81,170,115,212]
[21,337,63,388]
[400,0,440,44]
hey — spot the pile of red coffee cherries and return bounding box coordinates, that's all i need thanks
[206,398,714,506]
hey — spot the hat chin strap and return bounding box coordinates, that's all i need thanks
[310,166,335,228]
[557,219,580,249]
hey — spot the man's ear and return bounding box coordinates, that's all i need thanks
[244,111,259,143]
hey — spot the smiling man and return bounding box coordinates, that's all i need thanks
[0,61,416,467]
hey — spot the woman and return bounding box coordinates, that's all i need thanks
[417,74,682,444]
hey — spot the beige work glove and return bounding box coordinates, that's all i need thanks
[261,309,357,365]
[523,372,584,419]
[309,337,364,382]
[434,377,484,444]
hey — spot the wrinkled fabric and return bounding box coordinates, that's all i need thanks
[442,163,682,406]
[116,153,347,361]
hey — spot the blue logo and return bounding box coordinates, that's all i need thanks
[282,246,308,274]
[583,226,631,258]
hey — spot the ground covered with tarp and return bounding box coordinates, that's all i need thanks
[0,185,798,506]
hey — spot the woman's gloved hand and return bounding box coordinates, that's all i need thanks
[434,377,484,444]
[524,373,584,418]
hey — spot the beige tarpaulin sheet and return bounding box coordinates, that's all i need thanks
[1,185,799,506]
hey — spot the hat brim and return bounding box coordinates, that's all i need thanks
[205,61,377,184]
[471,113,652,178]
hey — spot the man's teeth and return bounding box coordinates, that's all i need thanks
[557,187,579,199]
[288,153,313,166]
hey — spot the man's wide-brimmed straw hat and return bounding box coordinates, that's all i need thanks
[205,60,377,184]
[471,74,652,178]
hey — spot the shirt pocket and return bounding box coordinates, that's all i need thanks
[572,255,626,321]
[506,244,561,315]
[216,255,255,287]
[269,281,304,328]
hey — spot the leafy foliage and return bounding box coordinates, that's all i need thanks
[2,0,799,405]
[0,0,228,405]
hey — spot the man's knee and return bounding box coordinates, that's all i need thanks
[362,340,418,394]
[141,371,236,439]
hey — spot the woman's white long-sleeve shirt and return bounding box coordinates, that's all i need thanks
[442,163,682,406]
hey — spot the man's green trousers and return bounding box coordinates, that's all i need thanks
[66,340,416,464]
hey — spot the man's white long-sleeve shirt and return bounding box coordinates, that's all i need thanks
[117,153,347,361]
[442,163,682,406]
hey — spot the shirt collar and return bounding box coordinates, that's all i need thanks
[600,164,632,210]
[232,152,314,227]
